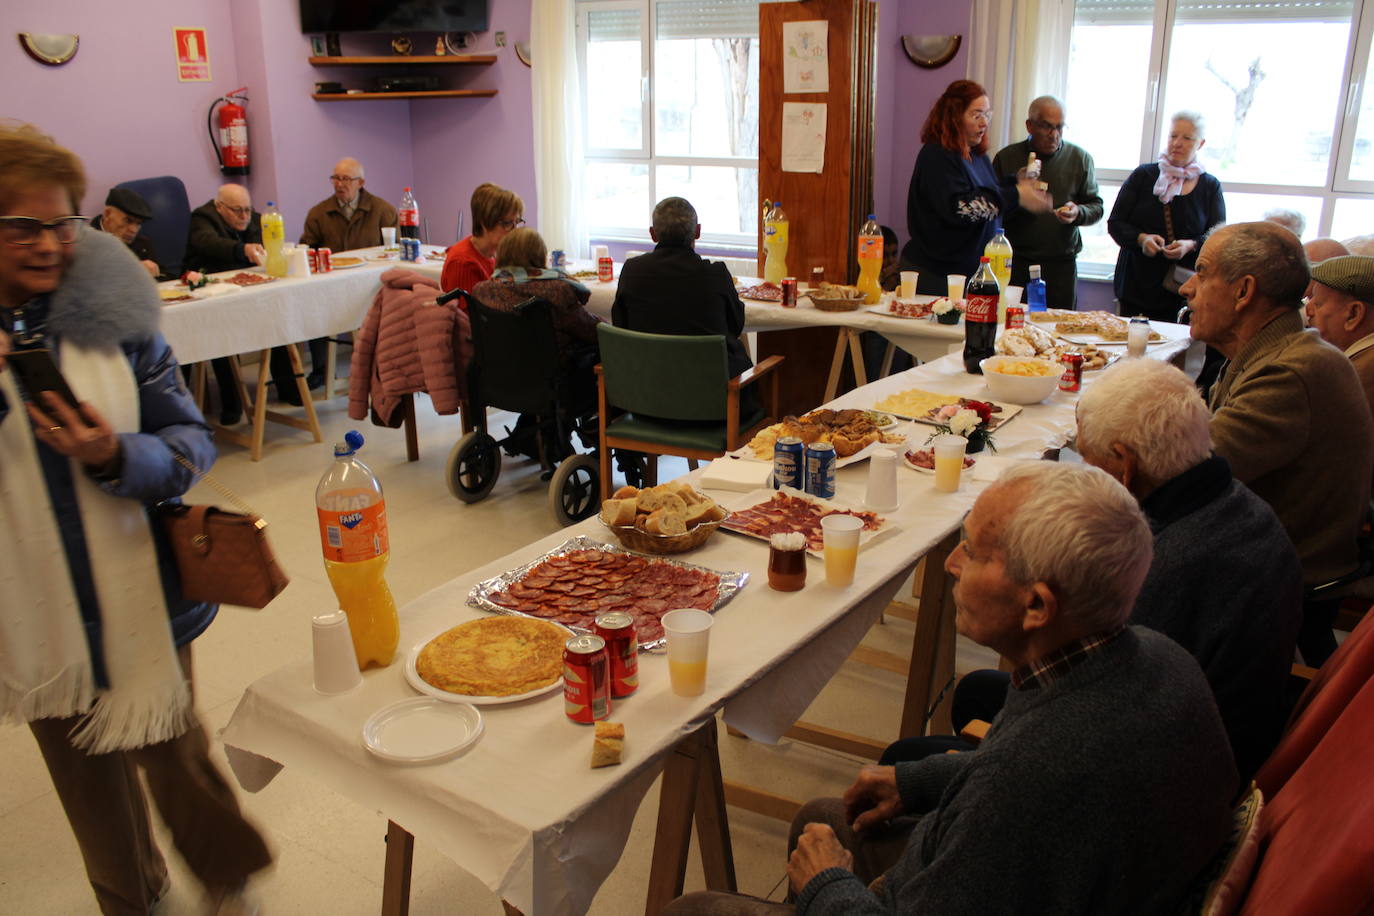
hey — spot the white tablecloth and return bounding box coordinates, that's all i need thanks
[220,334,1192,915]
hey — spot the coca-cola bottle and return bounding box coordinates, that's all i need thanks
[963,256,1000,374]
[398,187,419,240]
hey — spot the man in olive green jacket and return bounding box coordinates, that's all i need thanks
[1181,221,1372,664]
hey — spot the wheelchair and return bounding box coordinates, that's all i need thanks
[442,292,603,527]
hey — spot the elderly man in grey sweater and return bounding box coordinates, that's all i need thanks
[664,464,1238,916]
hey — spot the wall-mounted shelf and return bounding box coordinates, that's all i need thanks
[308,55,496,66]
[313,89,498,101]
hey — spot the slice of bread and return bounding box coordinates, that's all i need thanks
[641,507,688,536]
[600,498,638,528]
[636,487,687,516]
[667,480,702,504]
[591,721,624,768]
[612,485,639,500]
[683,499,718,528]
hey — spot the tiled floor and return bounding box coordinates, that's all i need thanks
[0,388,994,915]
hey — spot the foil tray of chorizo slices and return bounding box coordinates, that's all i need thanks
[467,536,747,649]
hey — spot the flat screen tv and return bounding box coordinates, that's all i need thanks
[299,1,488,34]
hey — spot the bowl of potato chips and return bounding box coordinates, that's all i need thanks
[978,355,1063,404]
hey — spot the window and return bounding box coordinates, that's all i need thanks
[1065,0,1374,273]
[577,0,760,250]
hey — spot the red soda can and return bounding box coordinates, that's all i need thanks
[781,277,798,307]
[597,256,614,282]
[318,248,333,272]
[1058,352,1084,392]
[594,611,639,698]
[564,634,611,723]
[306,249,319,274]
[1005,307,1025,329]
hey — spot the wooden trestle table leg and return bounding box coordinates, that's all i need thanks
[381,820,414,916]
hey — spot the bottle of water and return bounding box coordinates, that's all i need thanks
[1026,264,1048,312]
[856,214,883,305]
[262,201,287,278]
[398,187,419,241]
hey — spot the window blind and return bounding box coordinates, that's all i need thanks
[1074,0,1353,24]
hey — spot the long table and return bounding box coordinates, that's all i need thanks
[220,328,1192,915]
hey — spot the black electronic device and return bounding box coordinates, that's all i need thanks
[299,0,488,34]
[6,348,82,410]
[376,75,440,92]
[314,81,346,94]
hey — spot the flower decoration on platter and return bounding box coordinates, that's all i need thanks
[926,400,998,453]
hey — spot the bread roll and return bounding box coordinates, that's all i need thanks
[667,480,701,504]
[636,487,686,515]
[683,499,718,528]
[612,485,639,500]
[591,721,624,768]
[600,498,637,528]
[642,506,687,536]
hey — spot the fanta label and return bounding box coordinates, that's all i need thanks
[318,500,388,563]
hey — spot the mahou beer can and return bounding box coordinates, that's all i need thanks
[1005,307,1025,330]
[564,634,611,723]
[597,255,614,282]
[551,249,566,268]
[781,277,798,307]
[318,247,333,272]
[774,436,804,490]
[805,441,837,499]
[1058,352,1084,392]
[594,611,639,698]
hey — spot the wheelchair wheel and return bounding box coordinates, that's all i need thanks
[548,454,600,527]
[447,431,501,503]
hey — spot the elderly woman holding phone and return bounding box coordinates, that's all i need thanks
[0,124,269,913]
[900,79,1051,295]
[1109,111,1226,322]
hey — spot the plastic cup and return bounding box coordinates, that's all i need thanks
[380,227,397,248]
[899,271,918,299]
[593,244,611,261]
[821,515,863,587]
[1004,285,1024,309]
[865,449,900,512]
[947,274,966,302]
[662,609,714,697]
[932,434,968,493]
[312,610,363,694]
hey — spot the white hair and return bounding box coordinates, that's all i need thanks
[1171,110,1206,138]
[1076,360,1212,482]
[1264,208,1305,238]
[991,462,1153,632]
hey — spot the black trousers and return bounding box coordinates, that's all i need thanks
[879,668,1011,764]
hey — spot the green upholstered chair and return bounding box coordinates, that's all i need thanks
[595,324,782,492]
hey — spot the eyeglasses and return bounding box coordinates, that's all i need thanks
[0,215,87,246]
[498,217,526,230]
[970,110,992,124]
[216,201,252,217]
[329,174,362,183]
[1031,119,1066,133]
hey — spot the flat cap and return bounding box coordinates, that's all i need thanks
[1311,255,1374,302]
[104,187,153,221]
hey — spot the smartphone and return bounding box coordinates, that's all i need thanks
[5,348,82,410]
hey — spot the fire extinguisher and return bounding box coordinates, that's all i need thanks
[208,88,250,176]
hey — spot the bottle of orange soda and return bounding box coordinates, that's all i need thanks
[316,430,399,669]
[856,213,883,304]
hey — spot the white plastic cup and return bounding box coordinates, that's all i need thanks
[625,250,647,260]
[865,449,900,512]
[900,271,918,299]
[932,434,968,493]
[312,610,363,694]
[380,227,397,248]
[1004,285,1024,309]
[662,609,714,697]
[821,515,863,587]
[947,274,966,302]
[593,244,611,261]
[288,246,311,277]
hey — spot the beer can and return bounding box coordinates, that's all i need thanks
[401,238,419,262]
[1058,352,1084,392]
[781,277,798,308]
[1005,307,1025,329]
[564,634,611,723]
[804,441,837,500]
[773,436,805,490]
[594,612,639,698]
[306,248,319,274]
[318,247,333,272]
[551,249,566,269]
[597,255,614,282]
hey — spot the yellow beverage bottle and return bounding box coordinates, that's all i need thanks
[762,200,789,284]
[262,201,287,278]
[984,225,1013,325]
[316,430,399,669]
[856,213,883,304]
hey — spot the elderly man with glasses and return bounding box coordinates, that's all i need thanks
[185,183,264,274]
[991,96,1103,310]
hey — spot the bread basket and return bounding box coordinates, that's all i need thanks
[600,515,728,555]
[807,292,865,312]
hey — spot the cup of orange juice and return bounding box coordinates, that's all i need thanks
[821,515,863,587]
[662,609,714,697]
[932,434,968,493]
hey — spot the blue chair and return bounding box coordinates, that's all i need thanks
[115,175,191,277]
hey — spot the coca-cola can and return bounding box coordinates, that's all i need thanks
[318,247,333,272]
[564,634,611,723]
[1005,307,1025,329]
[1058,352,1084,392]
[597,256,614,282]
[306,248,319,274]
[594,612,639,698]
[781,277,798,307]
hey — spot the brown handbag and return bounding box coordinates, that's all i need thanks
[155,454,289,609]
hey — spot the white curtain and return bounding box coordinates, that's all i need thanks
[967,0,1074,151]
[531,0,588,258]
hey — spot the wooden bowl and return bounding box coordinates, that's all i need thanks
[808,293,864,312]
[600,515,728,555]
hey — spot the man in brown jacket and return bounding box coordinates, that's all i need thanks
[1181,222,1373,664]
[1305,255,1374,417]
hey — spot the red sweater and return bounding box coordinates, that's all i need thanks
[440,236,494,297]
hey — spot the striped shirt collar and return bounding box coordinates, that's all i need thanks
[1011,627,1125,691]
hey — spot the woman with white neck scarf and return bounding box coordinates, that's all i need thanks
[1108,112,1226,322]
